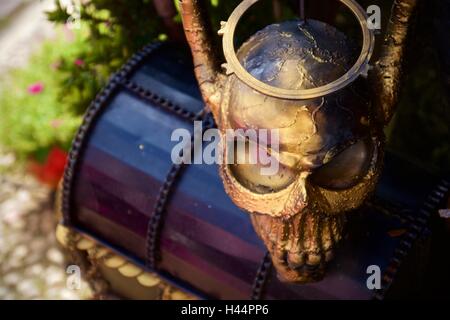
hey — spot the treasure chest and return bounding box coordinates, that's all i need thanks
[57,42,449,300]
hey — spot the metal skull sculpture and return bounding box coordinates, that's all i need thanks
[180,0,413,282]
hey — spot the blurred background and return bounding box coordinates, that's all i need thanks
[0,0,448,299]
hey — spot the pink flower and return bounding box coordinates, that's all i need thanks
[50,119,64,128]
[74,59,85,67]
[27,82,44,95]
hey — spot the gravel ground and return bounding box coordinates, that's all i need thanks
[0,158,92,299]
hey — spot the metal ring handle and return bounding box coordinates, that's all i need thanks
[221,0,375,100]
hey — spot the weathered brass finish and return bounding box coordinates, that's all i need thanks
[180,0,417,283]
[369,0,418,124]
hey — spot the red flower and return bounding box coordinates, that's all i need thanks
[27,82,44,94]
[28,147,68,189]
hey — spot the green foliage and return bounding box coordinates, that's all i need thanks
[0,28,86,162]
[46,0,167,114]
[1,0,168,162]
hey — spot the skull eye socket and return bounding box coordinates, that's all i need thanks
[310,138,373,190]
[228,139,297,194]
[230,161,297,194]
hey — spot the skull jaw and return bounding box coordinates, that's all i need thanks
[250,211,345,283]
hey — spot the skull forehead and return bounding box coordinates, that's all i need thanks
[237,19,357,90]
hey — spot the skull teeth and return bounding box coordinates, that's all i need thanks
[250,211,345,282]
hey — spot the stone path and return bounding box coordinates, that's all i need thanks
[0,0,24,20]
[0,161,92,299]
[0,0,55,75]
